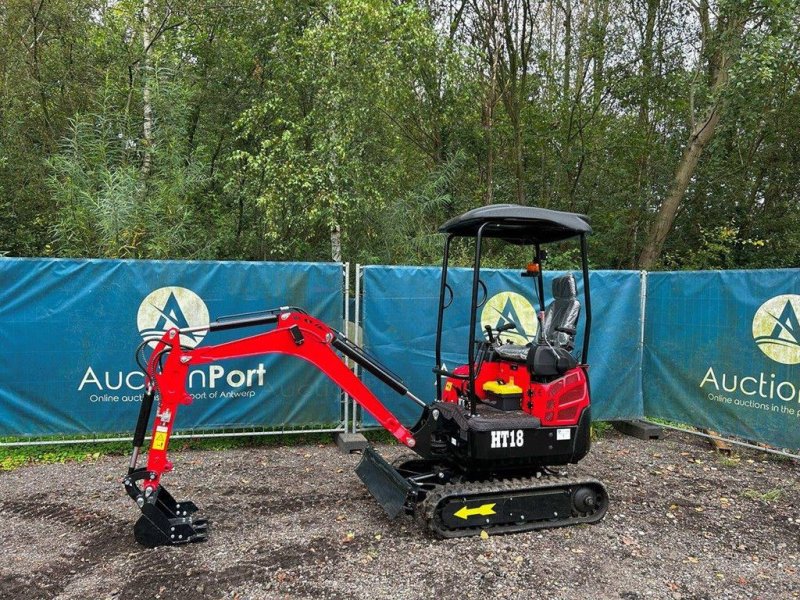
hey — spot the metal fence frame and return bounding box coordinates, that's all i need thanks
[0,262,352,447]
[350,265,797,457]
[3,262,799,457]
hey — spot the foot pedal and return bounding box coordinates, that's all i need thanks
[133,486,209,548]
[355,446,414,519]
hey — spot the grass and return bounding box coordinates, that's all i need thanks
[718,454,741,468]
[0,428,394,472]
[741,488,784,503]
[0,441,129,471]
[591,421,613,440]
[645,417,697,431]
[742,488,783,504]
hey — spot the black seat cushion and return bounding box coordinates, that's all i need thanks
[493,343,530,363]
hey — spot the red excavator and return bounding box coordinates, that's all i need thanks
[124,204,609,547]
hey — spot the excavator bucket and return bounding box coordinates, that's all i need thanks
[355,446,414,519]
[132,485,209,548]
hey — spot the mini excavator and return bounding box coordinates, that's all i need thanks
[124,204,609,547]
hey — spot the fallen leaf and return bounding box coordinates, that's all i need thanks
[480,530,489,540]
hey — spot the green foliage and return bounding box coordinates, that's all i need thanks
[741,487,784,502]
[718,454,741,468]
[0,0,798,268]
[0,431,343,471]
[0,441,128,471]
[665,226,767,270]
[48,85,209,258]
[590,421,613,441]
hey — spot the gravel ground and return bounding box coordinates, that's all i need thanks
[0,428,798,600]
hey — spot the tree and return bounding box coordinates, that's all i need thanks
[639,0,751,269]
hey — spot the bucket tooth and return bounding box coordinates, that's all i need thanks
[355,446,414,519]
[133,487,209,548]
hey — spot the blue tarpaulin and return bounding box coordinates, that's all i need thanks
[2,258,797,450]
[643,270,800,449]
[358,266,644,427]
[0,259,344,436]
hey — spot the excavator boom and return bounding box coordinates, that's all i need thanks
[124,308,428,547]
[123,306,607,547]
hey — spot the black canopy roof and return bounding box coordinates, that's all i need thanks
[439,204,591,244]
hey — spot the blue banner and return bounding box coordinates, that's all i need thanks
[643,270,800,449]
[359,266,644,426]
[0,259,344,437]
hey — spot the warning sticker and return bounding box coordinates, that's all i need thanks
[556,428,571,441]
[152,431,168,450]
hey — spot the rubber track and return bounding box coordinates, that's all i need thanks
[418,475,608,538]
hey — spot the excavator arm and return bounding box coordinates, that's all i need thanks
[123,308,427,547]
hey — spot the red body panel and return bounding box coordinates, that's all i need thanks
[442,359,589,427]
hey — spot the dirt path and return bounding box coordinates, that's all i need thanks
[0,429,797,600]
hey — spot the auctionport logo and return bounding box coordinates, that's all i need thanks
[480,291,538,345]
[137,286,210,348]
[752,295,800,365]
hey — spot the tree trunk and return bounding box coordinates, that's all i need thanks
[330,223,342,263]
[637,5,745,269]
[513,120,525,204]
[562,0,572,100]
[477,0,501,205]
[141,0,153,178]
[591,0,609,106]
[637,104,722,269]
[630,0,659,267]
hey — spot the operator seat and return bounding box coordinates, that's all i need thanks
[541,273,580,350]
[493,273,580,364]
[528,273,580,376]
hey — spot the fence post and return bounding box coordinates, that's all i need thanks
[352,264,362,433]
[342,262,350,431]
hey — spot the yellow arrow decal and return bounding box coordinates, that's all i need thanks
[454,503,496,520]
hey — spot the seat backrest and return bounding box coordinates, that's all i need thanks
[542,273,580,350]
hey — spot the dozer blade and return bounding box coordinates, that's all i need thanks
[133,486,209,548]
[355,446,414,519]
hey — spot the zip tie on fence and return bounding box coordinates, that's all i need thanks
[645,419,800,461]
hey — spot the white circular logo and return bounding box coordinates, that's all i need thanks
[137,286,210,348]
[480,291,538,345]
[752,294,800,364]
